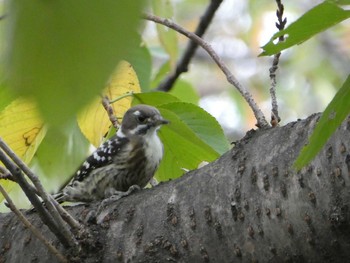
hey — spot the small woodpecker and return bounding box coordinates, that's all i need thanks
[53,104,169,203]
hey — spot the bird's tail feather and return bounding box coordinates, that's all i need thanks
[52,192,66,204]
[28,192,65,212]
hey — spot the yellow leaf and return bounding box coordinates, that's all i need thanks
[78,61,141,147]
[0,98,46,203]
[0,98,46,164]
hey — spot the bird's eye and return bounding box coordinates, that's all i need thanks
[137,115,147,123]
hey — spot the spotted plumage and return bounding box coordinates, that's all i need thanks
[53,105,168,203]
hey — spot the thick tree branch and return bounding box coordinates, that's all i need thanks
[2,113,349,262]
[156,0,223,92]
[143,13,269,128]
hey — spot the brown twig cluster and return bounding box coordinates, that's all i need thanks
[0,184,67,263]
[0,138,84,262]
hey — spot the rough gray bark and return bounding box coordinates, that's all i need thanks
[1,113,350,263]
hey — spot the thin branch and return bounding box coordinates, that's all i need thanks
[0,142,85,254]
[0,148,63,240]
[102,96,120,129]
[0,140,76,232]
[0,166,14,181]
[156,0,223,91]
[50,196,83,231]
[143,13,269,128]
[0,166,43,196]
[0,139,83,249]
[0,140,78,249]
[269,0,287,127]
[0,184,68,263]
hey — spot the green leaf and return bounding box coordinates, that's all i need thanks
[5,1,144,126]
[151,61,171,88]
[160,102,229,154]
[124,40,152,92]
[260,2,350,56]
[152,0,178,68]
[132,92,180,106]
[156,107,220,181]
[0,85,14,113]
[33,123,89,192]
[294,74,350,169]
[132,96,228,180]
[170,79,200,104]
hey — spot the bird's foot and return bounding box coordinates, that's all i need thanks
[87,185,141,224]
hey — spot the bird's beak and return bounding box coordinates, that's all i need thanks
[155,118,169,126]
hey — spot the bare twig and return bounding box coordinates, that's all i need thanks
[0,166,39,195]
[102,96,120,129]
[143,13,269,128]
[50,196,83,231]
[0,140,78,250]
[0,166,15,181]
[0,148,63,240]
[269,0,287,127]
[0,166,43,196]
[156,0,223,91]
[0,184,68,263]
[0,147,79,250]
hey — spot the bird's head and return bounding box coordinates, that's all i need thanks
[118,105,169,137]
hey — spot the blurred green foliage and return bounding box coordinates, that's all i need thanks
[261,2,350,56]
[4,0,144,126]
[295,74,350,169]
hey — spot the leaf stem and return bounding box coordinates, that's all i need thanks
[109,91,134,104]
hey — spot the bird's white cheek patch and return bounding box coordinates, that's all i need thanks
[117,129,126,138]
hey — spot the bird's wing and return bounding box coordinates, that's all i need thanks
[58,135,130,190]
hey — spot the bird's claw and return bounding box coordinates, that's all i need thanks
[92,185,141,223]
